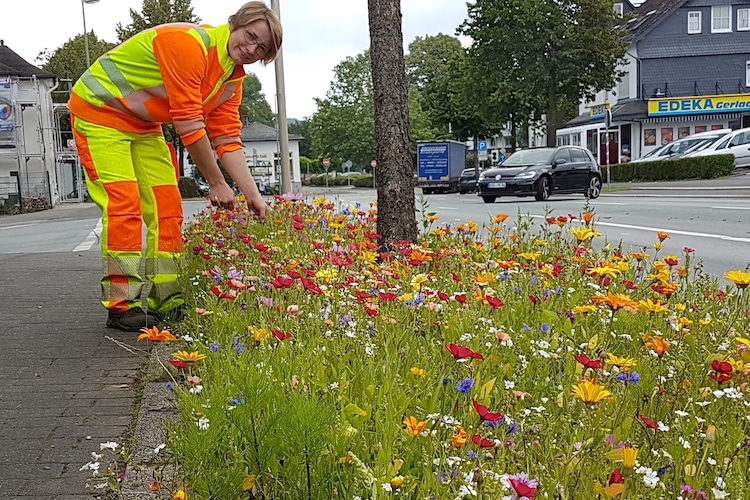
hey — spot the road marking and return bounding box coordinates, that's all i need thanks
[73,219,102,252]
[580,219,750,243]
[712,206,750,211]
[0,223,35,230]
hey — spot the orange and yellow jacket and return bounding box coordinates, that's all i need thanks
[69,23,246,157]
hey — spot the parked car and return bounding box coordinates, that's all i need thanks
[683,127,750,168]
[632,129,732,163]
[477,146,601,203]
[196,180,210,197]
[458,168,479,194]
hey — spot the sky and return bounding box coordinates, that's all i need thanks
[3,0,470,120]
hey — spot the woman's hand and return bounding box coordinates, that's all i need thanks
[209,182,237,210]
[246,192,268,221]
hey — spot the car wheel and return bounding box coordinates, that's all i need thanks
[535,176,550,201]
[586,176,602,199]
[481,196,496,203]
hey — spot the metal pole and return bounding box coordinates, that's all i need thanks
[81,0,91,68]
[270,0,292,194]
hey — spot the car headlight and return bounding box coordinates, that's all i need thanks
[515,171,537,180]
[478,173,486,181]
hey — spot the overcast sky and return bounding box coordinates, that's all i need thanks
[4,0,470,119]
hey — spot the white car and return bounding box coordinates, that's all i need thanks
[683,126,750,168]
[633,129,732,163]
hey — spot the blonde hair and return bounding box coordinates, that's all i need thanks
[228,1,283,64]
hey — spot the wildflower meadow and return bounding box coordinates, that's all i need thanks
[140,194,750,499]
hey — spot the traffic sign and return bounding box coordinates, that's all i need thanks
[370,160,377,168]
[342,160,353,171]
[322,157,330,169]
[478,140,488,161]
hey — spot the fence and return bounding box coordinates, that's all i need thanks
[0,171,51,214]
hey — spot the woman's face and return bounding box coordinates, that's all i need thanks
[228,19,272,65]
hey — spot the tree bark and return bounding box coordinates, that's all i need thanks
[368,0,418,248]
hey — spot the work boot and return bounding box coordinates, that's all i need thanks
[106,307,160,332]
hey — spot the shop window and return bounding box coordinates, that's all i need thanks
[712,6,731,33]
[644,128,657,147]
[661,127,674,145]
[688,11,702,34]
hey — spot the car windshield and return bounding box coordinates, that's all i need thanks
[641,144,667,159]
[502,148,555,166]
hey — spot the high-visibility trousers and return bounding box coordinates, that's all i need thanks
[72,116,184,314]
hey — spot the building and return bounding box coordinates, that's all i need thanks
[239,121,303,190]
[557,0,750,163]
[0,40,63,211]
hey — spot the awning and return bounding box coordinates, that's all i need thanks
[641,113,744,123]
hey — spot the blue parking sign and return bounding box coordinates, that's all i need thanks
[478,140,488,152]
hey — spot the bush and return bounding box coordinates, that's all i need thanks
[178,177,201,198]
[608,154,735,182]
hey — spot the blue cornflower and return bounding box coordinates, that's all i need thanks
[513,286,522,294]
[523,324,532,333]
[456,377,475,394]
[541,323,551,334]
[530,275,538,285]
[209,342,220,352]
[443,376,451,384]
[506,421,519,434]
[166,382,174,391]
[543,288,551,299]
[236,342,246,354]
[616,371,641,385]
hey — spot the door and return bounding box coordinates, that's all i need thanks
[568,147,593,190]
[551,147,574,190]
[728,130,750,168]
[599,131,619,165]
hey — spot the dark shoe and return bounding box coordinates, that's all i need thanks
[106,307,160,332]
[158,305,185,325]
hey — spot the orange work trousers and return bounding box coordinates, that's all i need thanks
[72,116,184,314]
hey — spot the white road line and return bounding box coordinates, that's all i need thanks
[0,223,35,230]
[535,215,750,243]
[712,206,750,211]
[73,218,102,252]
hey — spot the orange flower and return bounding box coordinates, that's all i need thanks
[494,213,510,224]
[656,231,671,242]
[452,425,467,448]
[403,416,427,436]
[138,326,177,342]
[644,335,670,357]
[592,292,640,311]
[582,211,595,223]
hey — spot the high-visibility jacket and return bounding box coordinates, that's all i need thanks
[69,23,245,157]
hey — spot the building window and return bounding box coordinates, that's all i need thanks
[688,11,702,34]
[712,6,731,33]
[614,3,623,17]
[746,61,750,87]
[739,9,750,31]
[618,72,630,99]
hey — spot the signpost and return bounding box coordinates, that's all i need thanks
[477,140,488,163]
[370,159,377,188]
[342,160,353,186]
[323,157,330,187]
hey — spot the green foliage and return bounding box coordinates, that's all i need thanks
[459,0,627,144]
[178,177,201,198]
[609,154,735,182]
[240,73,275,127]
[116,0,200,42]
[39,35,117,94]
[289,119,313,158]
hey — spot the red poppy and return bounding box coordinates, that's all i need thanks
[210,286,238,300]
[609,468,624,485]
[529,295,539,304]
[451,272,462,283]
[454,293,467,304]
[287,270,302,279]
[364,305,379,317]
[509,477,537,498]
[300,278,323,295]
[485,295,504,309]
[255,243,269,252]
[574,354,603,370]
[446,343,484,360]
[169,360,188,369]
[711,359,733,374]
[437,291,449,301]
[472,399,503,422]
[471,434,496,448]
[639,414,658,430]
[709,373,732,384]
[272,329,291,341]
[379,292,397,301]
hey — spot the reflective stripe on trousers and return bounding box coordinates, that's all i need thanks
[72,116,184,313]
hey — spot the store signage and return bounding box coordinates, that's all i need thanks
[589,102,611,119]
[648,93,750,116]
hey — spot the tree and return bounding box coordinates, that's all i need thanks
[368,0,418,245]
[310,52,375,170]
[38,35,117,100]
[288,119,312,159]
[117,0,200,42]
[459,0,627,145]
[405,34,465,137]
[240,73,275,127]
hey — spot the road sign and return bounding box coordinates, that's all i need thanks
[343,160,353,171]
[322,157,330,169]
[478,140,488,161]
[370,160,377,168]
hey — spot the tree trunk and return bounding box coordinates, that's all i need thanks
[368,0,418,248]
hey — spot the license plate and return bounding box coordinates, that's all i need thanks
[488,182,506,189]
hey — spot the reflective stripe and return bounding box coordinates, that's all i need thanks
[99,55,135,96]
[194,26,210,49]
[80,71,116,103]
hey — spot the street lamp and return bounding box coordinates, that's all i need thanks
[81,0,100,68]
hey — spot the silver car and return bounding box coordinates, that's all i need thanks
[683,127,750,168]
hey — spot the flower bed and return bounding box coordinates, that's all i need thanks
[155,196,750,499]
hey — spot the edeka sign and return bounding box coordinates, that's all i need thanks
[648,94,750,117]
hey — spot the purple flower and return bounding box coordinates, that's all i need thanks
[209,342,220,352]
[456,377,475,394]
[541,323,551,334]
[523,324,531,333]
[616,371,641,385]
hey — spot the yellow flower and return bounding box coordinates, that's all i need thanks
[605,354,638,370]
[725,270,750,288]
[411,273,428,291]
[572,379,611,404]
[137,326,177,342]
[359,251,378,264]
[588,266,621,278]
[705,424,717,443]
[605,445,639,469]
[592,292,640,311]
[473,273,497,286]
[242,474,257,491]
[390,476,405,488]
[570,226,602,242]
[172,350,207,363]
[517,251,541,261]
[248,325,270,341]
[402,416,427,436]
[173,490,188,500]
[638,298,668,314]
[572,304,598,315]
[409,367,426,377]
